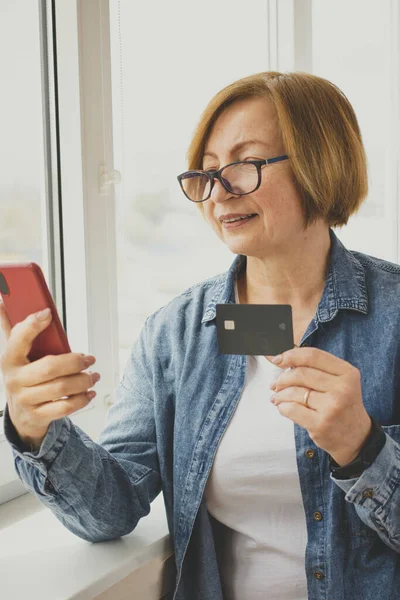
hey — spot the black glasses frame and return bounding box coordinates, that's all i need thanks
[177,155,289,203]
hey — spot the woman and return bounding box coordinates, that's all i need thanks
[2,71,400,600]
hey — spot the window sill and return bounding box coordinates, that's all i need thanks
[0,490,174,599]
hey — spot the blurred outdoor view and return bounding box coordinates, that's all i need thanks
[0,0,394,413]
[0,1,46,414]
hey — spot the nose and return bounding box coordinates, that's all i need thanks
[209,178,234,204]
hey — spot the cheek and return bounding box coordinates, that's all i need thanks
[203,204,221,232]
[255,177,302,216]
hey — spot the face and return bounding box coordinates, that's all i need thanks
[202,96,306,258]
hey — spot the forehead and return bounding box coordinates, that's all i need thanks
[204,96,281,158]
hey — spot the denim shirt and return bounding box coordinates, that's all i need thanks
[4,228,400,600]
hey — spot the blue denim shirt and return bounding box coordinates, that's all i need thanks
[4,228,400,600]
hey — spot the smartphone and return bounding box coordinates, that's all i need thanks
[0,262,71,362]
[216,303,294,356]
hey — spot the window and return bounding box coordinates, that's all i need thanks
[0,0,62,502]
[0,0,114,503]
[0,1,48,418]
[109,0,271,373]
[310,0,399,261]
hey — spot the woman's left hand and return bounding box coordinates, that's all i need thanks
[266,347,372,467]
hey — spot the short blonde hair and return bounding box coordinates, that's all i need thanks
[187,71,368,227]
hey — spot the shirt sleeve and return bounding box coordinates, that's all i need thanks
[331,431,400,552]
[2,318,161,543]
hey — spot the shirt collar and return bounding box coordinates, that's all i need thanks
[201,228,368,324]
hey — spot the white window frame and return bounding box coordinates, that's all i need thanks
[267,0,312,71]
[0,0,119,504]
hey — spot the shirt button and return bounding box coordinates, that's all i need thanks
[313,511,323,521]
[305,449,315,459]
[314,571,324,580]
[362,488,374,499]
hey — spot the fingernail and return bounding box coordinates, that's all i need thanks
[83,356,95,368]
[92,373,101,384]
[271,354,283,364]
[270,395,276,404]
[36,308,51,320]
[270,381,276,390]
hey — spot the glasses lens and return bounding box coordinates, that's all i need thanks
[221,162,259,195]
[180,172,211,202]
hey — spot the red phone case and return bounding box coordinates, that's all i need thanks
[0,262,71,362]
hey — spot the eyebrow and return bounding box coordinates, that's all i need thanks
[203,140,272,160]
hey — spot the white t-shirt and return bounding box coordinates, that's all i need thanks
[204,284,308,600]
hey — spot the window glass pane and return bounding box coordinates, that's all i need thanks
[311,0,394,259]
[0,1,47,414]
[110,0,270,374]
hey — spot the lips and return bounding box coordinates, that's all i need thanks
[220,214,258,229]
[219,213,258,223]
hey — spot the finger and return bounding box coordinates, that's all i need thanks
[271,366,335,394]
[19,369,99,406]
[265,343,298,360]
[34,389,97,419]
[265,347,349,376]
[272,386,322,411]
[17,352,96,387]
[273,398,319,429]
[3,309,53,368]
[0,300,12,341]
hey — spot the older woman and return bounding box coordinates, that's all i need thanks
[2,71,400,600]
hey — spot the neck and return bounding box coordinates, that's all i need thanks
[238,224,331,310]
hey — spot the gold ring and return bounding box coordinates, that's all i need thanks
[303,389,311,408]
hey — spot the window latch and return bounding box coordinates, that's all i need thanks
[100,166,121,195]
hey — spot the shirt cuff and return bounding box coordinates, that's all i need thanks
[330,432,400,505]
[3,403,72,467]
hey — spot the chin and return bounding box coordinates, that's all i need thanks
[223,238,257,256]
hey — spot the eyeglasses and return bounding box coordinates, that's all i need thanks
[177,155,289,203]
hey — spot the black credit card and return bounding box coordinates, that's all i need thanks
[216,303,294,355]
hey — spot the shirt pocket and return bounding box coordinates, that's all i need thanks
[340,423,400,543]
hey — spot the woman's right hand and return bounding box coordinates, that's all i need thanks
[0,303,100,451]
